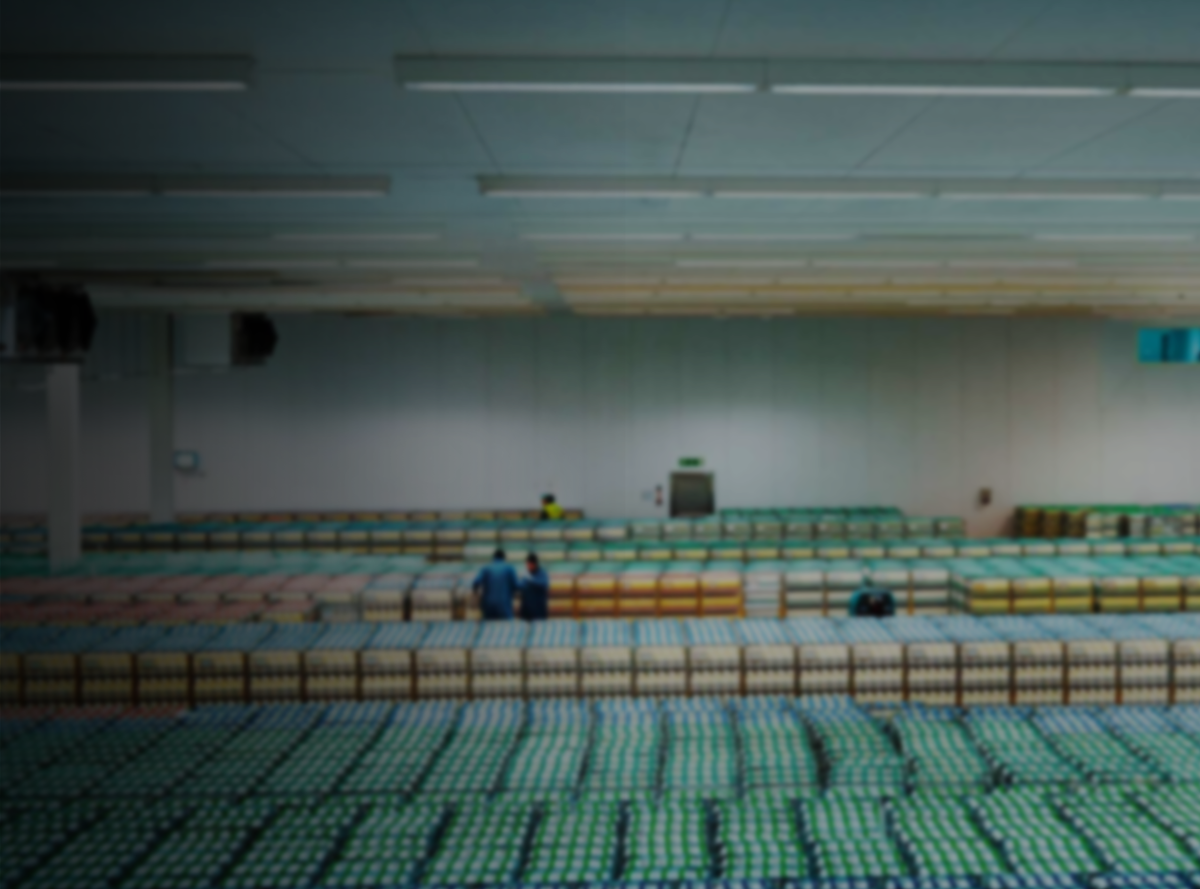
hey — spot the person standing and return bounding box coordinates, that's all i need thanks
[472,549,518,620]
[519,553,550,621]
[540,494,564,521]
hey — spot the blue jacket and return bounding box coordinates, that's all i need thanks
[519,568,550,621]
[472,560,518,619]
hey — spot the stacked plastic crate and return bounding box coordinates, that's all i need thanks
[716,789,808,880]
[410,571,456,622]
[890,618,957,706]
[360,622,424,700]
[361,572,411,622]
[738,619,796,695]
[734,698,818,791]
[522,799,619,884]
[576,563,619,619]
[784,563,825,616]
[743,562,784,618]
[248,623,324,702]
[415,622,477,699]
[324,799,444,888]
[800,794,908,878]
[304,622,375,700]
[799,696,905,797]
[1059,786,1199,874]
[633,618,688,696]
[964,707,1079,786]
[893,706,990,791]
[842,619,905,705]
[618,564,659,617]
[583,697,660,804]
[339,700,455,794]
[889,794,1007,877]
[661,698,736,796]
[469,620,527,698]
[79,625,164,705]
[193,623,273,704]
[260,702,384,795]
[971,787,1102,875]
[504,700,589,797]
[525,620,579,698]
[580,619,633,697]
[685,618,741,695]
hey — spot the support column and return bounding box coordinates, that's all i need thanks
[47,364,81,571]
[147,314,174,523]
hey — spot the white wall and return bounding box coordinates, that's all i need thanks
[2,315,1198,536]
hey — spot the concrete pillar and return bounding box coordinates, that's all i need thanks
[147,314,174,523]
[47,364,81,571]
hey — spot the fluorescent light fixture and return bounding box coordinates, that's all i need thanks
[771,84,1112,97]
[401,58,1200,103]
[947,259,1079,269]
[273,232,438,242]
[521,233,684,242]
[204,260,338,270]
[676,259,809,269]
[482,176,1196,203]
[0,56,253,92]
[396,58,761,94]
[392,277,505,286]
[941,191,1151,201]
[162,178,389,198]
[1128,88,1200,98]
[713,190,925,200]
[408,81,754,93]
[663,277,776,286]
[555,277,663,286]
[689,233,857,242]
[488,189,704,199]
[1034,234,1196,243]
[813,260,940,269]
[346,259,478,269]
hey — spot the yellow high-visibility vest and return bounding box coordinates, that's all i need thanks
[543,502,564,521]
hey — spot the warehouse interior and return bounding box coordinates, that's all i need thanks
[2,2,1200,889]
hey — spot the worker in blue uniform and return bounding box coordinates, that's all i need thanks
[519,553,550,621]
[472,549,518,620]
[848,586,896,618]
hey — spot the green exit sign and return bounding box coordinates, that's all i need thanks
[678,457,704,468]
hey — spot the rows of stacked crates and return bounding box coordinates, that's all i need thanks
[1,509,967,557]
[4,550,1200,627]
[3,614,1198,707]
[1017,504,1199,540]
[0,698,1198,889]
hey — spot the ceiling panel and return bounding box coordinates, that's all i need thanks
[461,94,696,171]
[6,93,306,169]
[995,0,1200,64]
[0,0,428,66]
[1036,101,1200,175]
[406,0,728,56]
[716,0,1049,60]
[680,94,930,173]
[234,74,491,167]
[862,97,1166,173]
[0,111,110,165]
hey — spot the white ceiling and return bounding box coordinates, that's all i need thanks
[1,0,1198,316]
